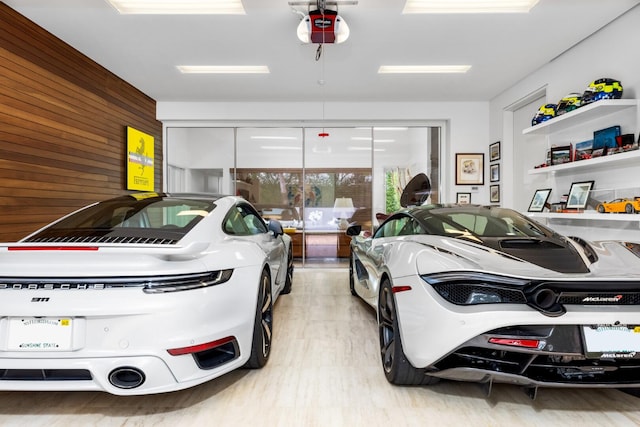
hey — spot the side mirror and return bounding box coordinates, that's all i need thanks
[346,224,361,236]
[268,220,284,237]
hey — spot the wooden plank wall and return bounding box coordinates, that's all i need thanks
[0,4,163,242]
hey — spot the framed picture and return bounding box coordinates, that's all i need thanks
[456,192,471,204]
[489,141,500,162]
[490,163,500,182]
[566,180,594,209]
[455,153,484,185]
[550,145,572,165]
[490,184,500,203]
[528,188,552,212]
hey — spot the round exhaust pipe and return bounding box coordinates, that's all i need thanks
[533,288,557,310]
[108,367,145,389]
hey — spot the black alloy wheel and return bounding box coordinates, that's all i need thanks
[281,248,293,295]
[378,278,437,385]
[349,252,357,296]
[245,269,273,368]
[626,203,635,214]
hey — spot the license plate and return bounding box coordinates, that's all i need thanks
[583,325,640,359]
[7,317,73,351]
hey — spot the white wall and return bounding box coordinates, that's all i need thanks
[157,101,490,203]
[489,5,640,210]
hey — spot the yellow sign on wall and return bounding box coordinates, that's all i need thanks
[126,126,154,191]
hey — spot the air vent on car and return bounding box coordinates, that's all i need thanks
[24,235,177,245]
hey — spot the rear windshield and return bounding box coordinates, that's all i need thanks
[414,206,548,238]
[23,196,216,243]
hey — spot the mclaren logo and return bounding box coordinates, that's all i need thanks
[582,295,623,303]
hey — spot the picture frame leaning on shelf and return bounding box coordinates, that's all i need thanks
[528,188,552,212]
[566,181,595,210]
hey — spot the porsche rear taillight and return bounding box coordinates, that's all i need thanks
[167,336,236,356]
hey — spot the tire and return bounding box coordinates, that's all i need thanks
[244,269,273,369]
[597,205,605,213]
[281,248,293,295]
[626,204,635,214]
[378,278,438,385]
[349,252,357,296]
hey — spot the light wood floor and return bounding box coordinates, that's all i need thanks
[1,268,640,426]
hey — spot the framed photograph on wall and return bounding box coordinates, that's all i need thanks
[490,163,500,182]
[528,188,552,212]
[455,153,484,185]
[490,184,500,203]
[489,141,500,162]
[566,180,594,209]
[456,192,471,204]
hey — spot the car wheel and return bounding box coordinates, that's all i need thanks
[597,205,605,213]
[349,252,357,296]
[244,269,273,369]
[626,204,635,214]
[378,278,438,385]
[281,248,293,295]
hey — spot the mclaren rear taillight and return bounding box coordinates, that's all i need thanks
[488,337,542,349]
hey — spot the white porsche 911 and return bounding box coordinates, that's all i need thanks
[348,176,640,397]
[0,193,293,395]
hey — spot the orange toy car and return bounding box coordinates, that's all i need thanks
[596,197,640,213]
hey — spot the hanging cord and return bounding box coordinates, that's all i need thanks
[315,0,325,61]
[319,27,326,135]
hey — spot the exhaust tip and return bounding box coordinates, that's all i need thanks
[533,288,557,309]
[108,367,145,389]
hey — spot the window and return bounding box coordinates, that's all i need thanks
[224,204,268,236]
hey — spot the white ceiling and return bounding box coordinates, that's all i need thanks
[5,0,640,103]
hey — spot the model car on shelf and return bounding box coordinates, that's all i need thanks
[596,197,640,213]
[0,192,293,395]
[347,174,640,398]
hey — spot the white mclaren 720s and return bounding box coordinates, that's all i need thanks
[347,174,640,398]
[0,193,293,395]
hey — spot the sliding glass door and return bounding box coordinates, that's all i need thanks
[166,125,439,267]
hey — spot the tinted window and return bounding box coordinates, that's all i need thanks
[224,204,268,236]
[374,215,424,238]
[24,195,216,242]
[414,206,548,238]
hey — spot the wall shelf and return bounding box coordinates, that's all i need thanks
[528,149,640,175]
[522,99,638,136]
[528,212,640,222]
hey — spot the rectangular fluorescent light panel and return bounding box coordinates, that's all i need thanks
[177,65,269,74]
[403,0,539,14]
[378,65,471,74]
[106,0,246,14]
[251,136,299,140]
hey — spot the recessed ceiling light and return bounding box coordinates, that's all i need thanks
[106,0,245,14]
[348,147,386,152]
[403,0,539,14]
[378,65,471,74]
[177,65,269,74]
[251,136,299,140]
[259,146,302,150]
